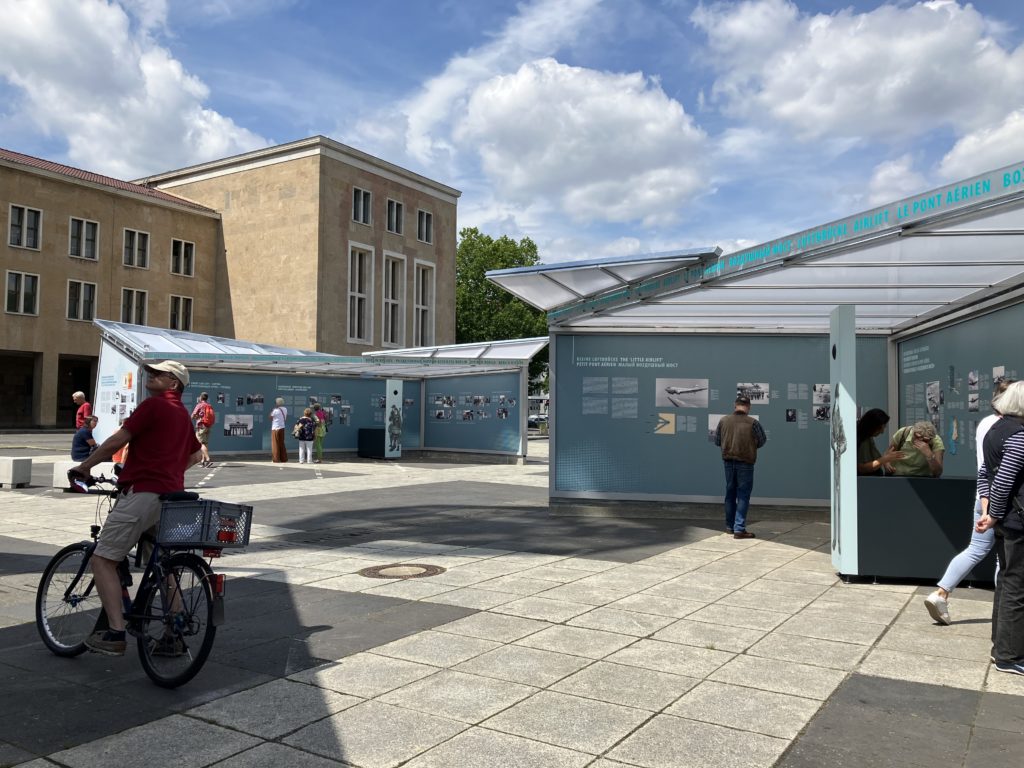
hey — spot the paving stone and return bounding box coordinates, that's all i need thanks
[741,579,830,599]
[284,700,467,768]
[492,596,593,623]
[422,588,520,609]
[455,644,591,687]
[372,631,500,667]
[429,568,504,587]
[877,625,992,662]
[830,673,980,724]
[378,669,536,723]
[568,607,676,636]
[605,593,707,619]
[187,679,360,738]
[360,579,457,600]
[532,581,637,606]
[433,613,552,643]
[716,588,815,614]
[775,614,887,645]
[858,648,989,690]
[483,691,651,754]
[47,715,260,768]
[474,574,565,596]
[403,727,593,768]
[652,619,765,653]
[709,655,846,700]
[800,599,907,626]
[642,581,733,603]
[964,725,1024,768]
[210,743,349,767]
[666,681,822,739]
[515,625,637,659]
[550,557,622,572]
[606,713,788,768]
[288,653,438,698]
[517,564,591,583]
[605,639,734,679]
[551,661,698,711]
[745,633,867,670]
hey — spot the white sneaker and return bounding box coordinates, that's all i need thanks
[924,591,951,625]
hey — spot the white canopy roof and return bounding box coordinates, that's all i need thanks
[489,163,1024,333]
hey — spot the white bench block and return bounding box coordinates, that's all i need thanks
[52,460,118,489]
[0,457,32,488]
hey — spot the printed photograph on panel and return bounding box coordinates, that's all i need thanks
[786,409,797,423]
[968,370,979,390]
[994,365,1006,383]
[708,414,725,443]
[968,392,980,412]
[812,383,831,405]
[656,378,709,408]
[736,382,770,405]
[814,405,831,421]
[224,414,254,437]
[926,381,942,414]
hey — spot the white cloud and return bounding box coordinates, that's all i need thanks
[456,58,708,228]
[939,109,1024,180]
[692,0,1024,143]
[867,155,929,206]
[0,0,268,178]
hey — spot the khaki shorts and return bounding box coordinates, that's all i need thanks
[94,488,162,562]
[195,425,210,444]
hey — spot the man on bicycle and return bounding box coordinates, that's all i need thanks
[70,360,202,656]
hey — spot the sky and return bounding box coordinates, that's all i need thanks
[3,0,1024,263]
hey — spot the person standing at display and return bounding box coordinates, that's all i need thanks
[72,391,92,428]
[886,421,945,477]
[295,407,317,463]
[856,408,905,475]
[925,379,1014,625]
[190,391,215,468]
[311,401,327,463]
[976,381,1024,675]
[71,415,99,460]
[714,395,767,539]
[270,397,288,463]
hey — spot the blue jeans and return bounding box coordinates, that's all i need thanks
[937,500,998,593]
[724,460,755,532]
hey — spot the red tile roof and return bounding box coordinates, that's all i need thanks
[0,147,218,214]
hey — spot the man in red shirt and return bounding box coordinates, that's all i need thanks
[70,360,202,656]
[72,391,92,428]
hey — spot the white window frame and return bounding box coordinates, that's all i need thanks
[67,279,97,321]
[352,187,372,226]
[69,217,99,260]
[347,242,375,345]
[386,199,404,235]
[381,251,406,348]
[6,270,40,315]
[121,287,147,325]
[9,204,42,250]
[123,228,150,269]
[170,238,195,277]
[413,259,435,347]
[169,294,193,331]
[417,209,433,245]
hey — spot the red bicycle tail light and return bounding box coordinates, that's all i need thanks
[216,529,237,543]
[211,574,226,595]
[203,548,222,558]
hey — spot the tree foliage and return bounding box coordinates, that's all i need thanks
[456,227,548,391]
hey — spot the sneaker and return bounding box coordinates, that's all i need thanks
[151,635,187,657]
[85,630,126,656]
[733,531,756,539]
[995,660,1024,676]
[924,591,951,625]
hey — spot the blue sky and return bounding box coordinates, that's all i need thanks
[3,0,1024,262]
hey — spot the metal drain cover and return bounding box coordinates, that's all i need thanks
[358,563,446,579]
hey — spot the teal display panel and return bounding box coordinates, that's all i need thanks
[897,302,1024,479]
[424,372,523,452]
[180,373,420,454]
[553,333,888,500]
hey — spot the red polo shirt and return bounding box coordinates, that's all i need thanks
[75,401,92,428]
[117,390,201,494]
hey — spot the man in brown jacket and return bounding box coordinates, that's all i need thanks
[714,395,768,539]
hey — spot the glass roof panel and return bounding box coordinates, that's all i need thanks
[486,272,579,310]
[732,263,1016,288]
[551,268,626,295]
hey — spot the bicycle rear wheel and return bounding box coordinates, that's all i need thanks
[36,543,101,657]
[136,552,216,688]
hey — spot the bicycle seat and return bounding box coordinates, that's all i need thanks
[159,491,200,502]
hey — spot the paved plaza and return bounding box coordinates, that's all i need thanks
[1,434,1022,767]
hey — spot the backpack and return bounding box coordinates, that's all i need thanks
[200,402,215,427]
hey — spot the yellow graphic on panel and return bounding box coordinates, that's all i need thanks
[655,413,675,435]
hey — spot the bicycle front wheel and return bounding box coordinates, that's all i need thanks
[137,552,216,688]
[36,543,101,657]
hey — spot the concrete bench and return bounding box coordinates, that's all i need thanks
[0,457,31,488]
[52,460,118,490]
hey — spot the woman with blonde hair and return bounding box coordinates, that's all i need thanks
[887,420,944,477]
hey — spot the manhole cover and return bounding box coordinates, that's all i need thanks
[357,563,446,579]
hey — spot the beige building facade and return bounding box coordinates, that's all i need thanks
[1,149,221,428]
[140,136,460,355]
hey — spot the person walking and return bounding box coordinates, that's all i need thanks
[714,395,767,539]
[311,401,327,463]
[190,391,216,468]
[270,397,288,463]
[925,379,1013,624]
[296,407,317,463]
[976,380,1024,675]
[72,391,92,428]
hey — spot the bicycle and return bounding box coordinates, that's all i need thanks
[35,471,252,688]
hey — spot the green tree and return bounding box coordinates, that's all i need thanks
[456,227,548,391]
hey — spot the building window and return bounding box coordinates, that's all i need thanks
[414,262,434,346]
[382,253,405,347]
[123,229,149,268]
[169,295,193,331]
[171,239,195,276]
[348,245,373,343]
[69,218,99,260]
[9,205,42,249]
[67,280,97,321]
[6,271,39,315]
[121,288,147,325]
[352,187,371,225]
[417,210,433,244]
[386,199,403,235]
